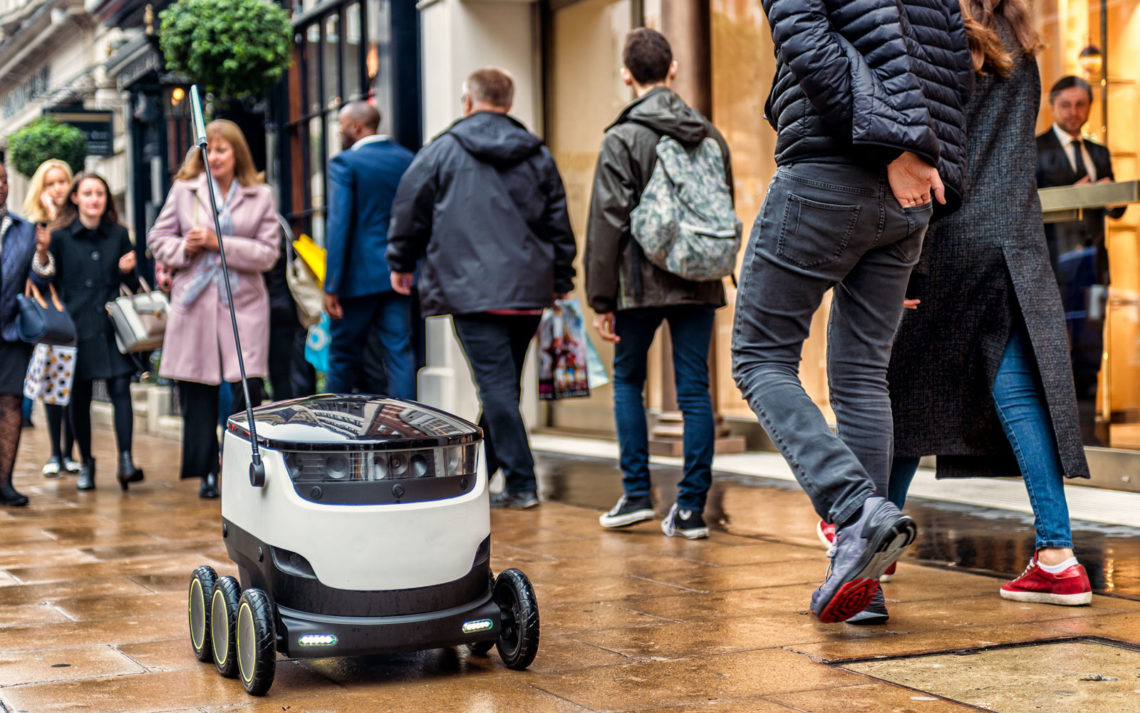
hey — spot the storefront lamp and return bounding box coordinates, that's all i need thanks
[1078,45,1103,77]
[171,87,185,107]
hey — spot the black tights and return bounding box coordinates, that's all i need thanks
[70,375,133,461]
[45,404,75,460]
[0,394,22,488]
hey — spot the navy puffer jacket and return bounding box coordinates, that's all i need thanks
[762,0,973,211]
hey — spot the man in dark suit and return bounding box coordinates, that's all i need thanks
[1036,75,1126,444]
[323,101,417,398]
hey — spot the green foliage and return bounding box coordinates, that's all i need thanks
[159,0,292,100]
[6,118,87,178]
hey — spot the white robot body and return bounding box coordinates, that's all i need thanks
[220,434,490,591]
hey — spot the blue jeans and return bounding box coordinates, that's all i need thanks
[731,161,931,526]
[327,292,417,399]
[453,313,542,494]
[613,305,717,513]
[889,329,1073,549]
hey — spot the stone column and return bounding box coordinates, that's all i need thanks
[415,0,542,425]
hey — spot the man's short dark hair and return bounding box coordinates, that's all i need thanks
[465,67,514,109]
[623,28,673,85]
[1049,75,1094,104]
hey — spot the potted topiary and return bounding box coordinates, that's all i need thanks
[7,118,87,178]
[158,0,292,100]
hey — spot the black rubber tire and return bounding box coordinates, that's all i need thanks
[188,566,217,663]
[210,576,242,678]
[236,589,277,696]
[493,568,540,670]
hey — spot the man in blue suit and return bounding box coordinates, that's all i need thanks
[323,102,417,398]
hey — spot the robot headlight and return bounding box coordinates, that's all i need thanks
[283,444,478,483]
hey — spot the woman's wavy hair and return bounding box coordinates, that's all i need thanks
[173,119,262,186]
[960,0,1042,76]
[23,159,73,224]
[50,171,120,230]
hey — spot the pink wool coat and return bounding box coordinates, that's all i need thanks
[147,175,279,385]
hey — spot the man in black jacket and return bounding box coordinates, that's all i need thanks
[387,67,577,510]
[586,29,730,540]
[1036,75,1125,445]
[731,0,972,623]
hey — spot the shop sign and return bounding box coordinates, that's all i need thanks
[1,67,51,120]
[44,108,115,156]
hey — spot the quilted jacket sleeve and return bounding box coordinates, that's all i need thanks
[764,0,854,130]
[765,0,943,167]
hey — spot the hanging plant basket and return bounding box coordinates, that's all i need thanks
[7,118,87,178]
[158,0,292,100]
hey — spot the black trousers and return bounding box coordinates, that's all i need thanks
[452,313,541,493]
[177,379,263,480]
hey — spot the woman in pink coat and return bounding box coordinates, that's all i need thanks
[148,119,279,498]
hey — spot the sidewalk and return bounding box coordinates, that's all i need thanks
[2,423,1139,712]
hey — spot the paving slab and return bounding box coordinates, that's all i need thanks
[1,425,1139,712]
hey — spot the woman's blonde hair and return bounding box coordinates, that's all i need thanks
[23,159,74,223]
[173,119,262,186]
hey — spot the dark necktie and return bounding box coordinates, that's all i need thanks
[1070,139,1088,181]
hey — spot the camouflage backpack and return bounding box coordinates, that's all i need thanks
[629,135,741,282]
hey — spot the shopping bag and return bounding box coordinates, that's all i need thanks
[537,298,591,400]
[286,233,323,328]
[293,233,327,284]
[586,337,610,389]
[23,344,77,406]
[304,312,331,373]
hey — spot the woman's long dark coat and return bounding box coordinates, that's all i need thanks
[50,219,139,381]
[888,26,1090,481]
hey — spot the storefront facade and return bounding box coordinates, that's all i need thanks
[530,0,1140,489]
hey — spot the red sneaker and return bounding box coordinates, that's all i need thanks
[819,520,897,581]
[1000,556,1092,606]
[816,520,836,550]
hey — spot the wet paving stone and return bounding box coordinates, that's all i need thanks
[1,424,1139,711]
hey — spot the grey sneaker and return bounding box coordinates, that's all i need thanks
[661,503,709,539]
[846,588,889,625]
[810,496,915,623]
[490,490,540,510]
[599,495,654,528]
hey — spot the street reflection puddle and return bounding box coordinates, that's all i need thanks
[842,639,1140,711]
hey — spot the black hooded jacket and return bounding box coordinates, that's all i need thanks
[762,0,973,211]
[387,111,576,317]
[585,88,729,314]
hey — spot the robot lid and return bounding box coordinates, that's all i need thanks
[226,394,481,452]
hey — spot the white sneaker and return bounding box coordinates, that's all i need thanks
[42,457,62,477]
[599,495,654,529]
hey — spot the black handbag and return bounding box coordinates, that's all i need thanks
[16,280,77,346]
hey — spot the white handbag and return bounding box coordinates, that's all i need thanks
[105,277,169,353]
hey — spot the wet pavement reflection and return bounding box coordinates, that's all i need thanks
[535,451,1140,600]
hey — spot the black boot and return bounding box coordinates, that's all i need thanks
[77,459,96,491]
[199,472,218,499]
[0,484,28,506]
[117,452,145,491]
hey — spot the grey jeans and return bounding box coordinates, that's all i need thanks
[731,161,932,527]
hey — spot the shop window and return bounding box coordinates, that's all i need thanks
[282,0,395,244]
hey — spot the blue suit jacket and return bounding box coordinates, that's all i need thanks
[324,138,415,299]
[1,214,39,342]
